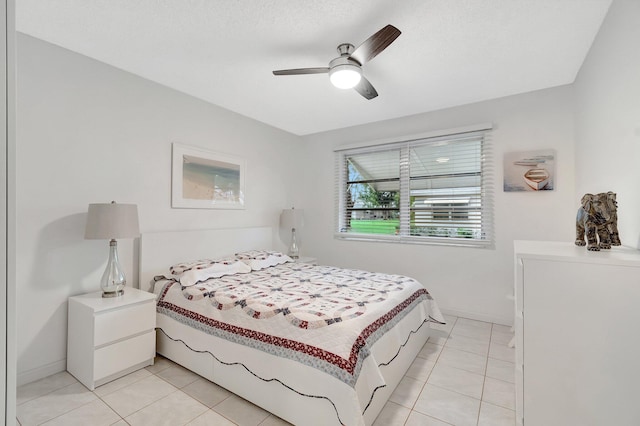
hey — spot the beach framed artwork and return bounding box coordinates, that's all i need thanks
[171,143,246,209]
[503,149,556,192]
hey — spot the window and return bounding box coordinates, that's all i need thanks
[335,128,493,247]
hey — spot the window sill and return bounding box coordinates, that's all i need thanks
[334,232,493,249]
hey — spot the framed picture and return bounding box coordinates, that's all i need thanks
[171,143,246,209]
[503,149,556,192]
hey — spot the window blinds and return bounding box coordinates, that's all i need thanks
[335,129,493,247]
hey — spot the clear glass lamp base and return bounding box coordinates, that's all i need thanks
[101,239,127,298]
[289,228,300,259]
[102,289,125,298]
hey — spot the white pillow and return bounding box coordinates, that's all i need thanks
[235,250,293,271]
[169,257,237,276]
[179,260,251,287]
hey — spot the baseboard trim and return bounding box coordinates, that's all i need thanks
[17,359,67,387]
[439,307,513,327]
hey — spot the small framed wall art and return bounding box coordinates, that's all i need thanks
[503,149,556,192]
[171,143,246,209]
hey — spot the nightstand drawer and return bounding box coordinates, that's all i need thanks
[94,301,155,346]
[94,331,155,381]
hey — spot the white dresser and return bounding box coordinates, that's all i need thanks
[67,287,156,390]
[514,241,640,426]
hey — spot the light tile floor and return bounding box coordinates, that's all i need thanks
[16,316,515,426]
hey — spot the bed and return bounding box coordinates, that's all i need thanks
[139,227,444,425]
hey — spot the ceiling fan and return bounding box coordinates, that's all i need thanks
[272,24,401,100]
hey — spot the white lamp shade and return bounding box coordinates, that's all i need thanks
[85,202,140,240]
[280,208,304,230]
[329,64,362,89]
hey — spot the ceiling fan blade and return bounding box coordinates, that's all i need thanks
[354,76,378,100]
[272,67,330,76]
[350,25,401,65]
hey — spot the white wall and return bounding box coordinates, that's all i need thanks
[301,86,576,324]
[16,34,303,384]
[574,0,640,249]
[18,0,640,384]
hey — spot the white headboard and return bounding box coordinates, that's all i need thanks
[139,226,273,292]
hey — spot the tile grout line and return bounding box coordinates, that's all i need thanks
[94,369,170,425]
[99,387,182,425]
[33,396,97,426]
[405,318,515,426]
[403,317,457,425]
[99,366,205,426]
[17,378,79,407]
[149,363,244,425]
[18,381,97,426]
[476,323,495,425]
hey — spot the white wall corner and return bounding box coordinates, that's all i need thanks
[17,359,67,387]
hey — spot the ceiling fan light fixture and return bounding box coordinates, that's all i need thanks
[329,64,362,89]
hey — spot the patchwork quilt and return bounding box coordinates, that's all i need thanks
[154,262,444,423]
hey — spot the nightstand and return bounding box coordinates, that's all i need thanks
[67,287,156,390]
[294,256,317,265]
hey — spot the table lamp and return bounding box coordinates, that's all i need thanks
[280,207,304,259]
[85,201,140,297]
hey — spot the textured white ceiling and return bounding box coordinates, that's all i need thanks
[17,0,611,135]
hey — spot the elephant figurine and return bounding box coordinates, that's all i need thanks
[575,192,621,251]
